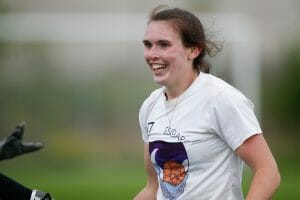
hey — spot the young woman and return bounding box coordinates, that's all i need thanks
[134,5,280,200]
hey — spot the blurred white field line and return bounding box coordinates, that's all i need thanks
[0,12,262,117]
[0,13,147,42]
[0,12,260,43]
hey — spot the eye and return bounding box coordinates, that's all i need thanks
[143,41,152,49]
[158,41,171,48]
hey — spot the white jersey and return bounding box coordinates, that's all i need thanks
[139,72,262,200]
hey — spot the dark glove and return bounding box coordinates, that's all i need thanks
[0,122,43,161]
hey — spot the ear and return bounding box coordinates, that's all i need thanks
[188,47,201,60]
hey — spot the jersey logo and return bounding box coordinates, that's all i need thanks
[147,122,155,134]
[163,127,185,142]
[149,141,189,200]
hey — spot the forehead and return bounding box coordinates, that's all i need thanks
[144,20,181,42]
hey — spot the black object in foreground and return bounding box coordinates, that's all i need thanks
[0,122,43,161]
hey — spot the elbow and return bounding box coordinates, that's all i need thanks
[274,168,281,190]
[258,164,281,191]
[267,163,281,192]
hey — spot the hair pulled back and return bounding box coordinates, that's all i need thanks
[148,5,222,73]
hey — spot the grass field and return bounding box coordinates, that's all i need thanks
[1,133,299,199]
[1,154,146,199]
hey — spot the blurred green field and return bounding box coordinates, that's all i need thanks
[1,132,299,200]
[1,43,299,199]
[0,1,300,199]
[2,159,145,199]
[1,133,147,199]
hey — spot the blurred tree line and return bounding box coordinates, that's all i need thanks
[0,42,156,137]
[263,42,300,134]
[0,41,299,138]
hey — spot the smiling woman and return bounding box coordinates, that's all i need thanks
[135,5,280,200]
[142,5,221,100]
[143,20,197,97]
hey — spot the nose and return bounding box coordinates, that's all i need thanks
[144,46,159,61]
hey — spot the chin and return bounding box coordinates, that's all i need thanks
[153,76,167,86]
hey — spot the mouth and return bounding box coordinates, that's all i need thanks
[151,63,167,72]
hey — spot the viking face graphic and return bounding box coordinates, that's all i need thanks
[149,141,189,200]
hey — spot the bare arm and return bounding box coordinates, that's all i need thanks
[134,143,158,200]
[236,134,281,200]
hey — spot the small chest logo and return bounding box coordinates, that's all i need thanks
[164,127,185,142]
[147,122,155,133]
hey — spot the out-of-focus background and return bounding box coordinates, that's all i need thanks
[0,0,299,199]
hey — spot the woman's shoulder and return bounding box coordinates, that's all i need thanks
[139,87,163,111]
[200,73,247,100]
[201,73,229,89]
[145,87,164,102]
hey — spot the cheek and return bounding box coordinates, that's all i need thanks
[143,52,147,61]
[175,50,191,66]
[163,50,178,62]
[143,48,148,59]
[168,48,187,61]
[143,51,152,64]
[168,53,186,66]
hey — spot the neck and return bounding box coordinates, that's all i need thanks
[165,70,199,100]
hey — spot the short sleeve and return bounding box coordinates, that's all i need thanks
[138,99,149,143]
[210,88,262,150]
[138,88,164,143]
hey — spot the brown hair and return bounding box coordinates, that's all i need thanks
[148,5,222,73]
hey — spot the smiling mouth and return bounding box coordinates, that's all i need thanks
[151,63,167,72]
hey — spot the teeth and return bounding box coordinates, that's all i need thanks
[152,64,166,70]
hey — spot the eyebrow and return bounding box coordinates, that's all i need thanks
[142,39,170,44]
